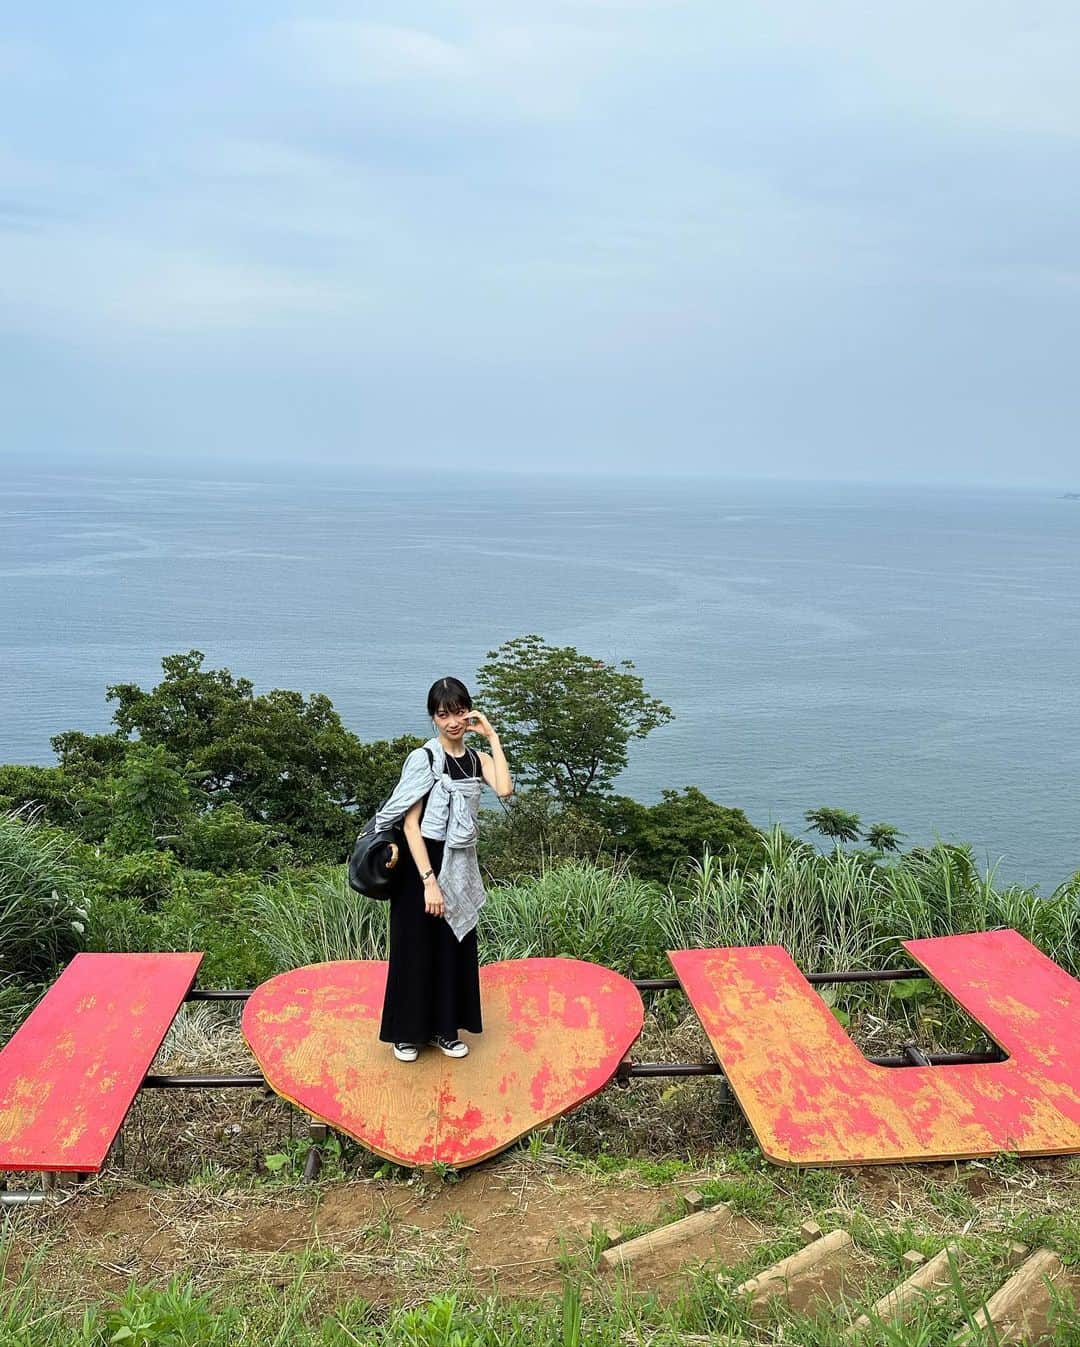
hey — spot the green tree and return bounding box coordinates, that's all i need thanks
[475,635,673,807]
[804,806,862,844]
[174,803,282,874]
[53,652,380,862]
[101,743,192,854]
[0,764,85,831]
[350,734,426,819]
[864,821,904,853]
[49,728,128,778]
[601,787,768,883]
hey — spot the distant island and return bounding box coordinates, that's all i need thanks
[1065,492,1080,499]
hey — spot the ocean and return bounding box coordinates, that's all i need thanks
[2,464,1077,891]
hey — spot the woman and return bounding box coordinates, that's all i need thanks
[376,676,513,1062]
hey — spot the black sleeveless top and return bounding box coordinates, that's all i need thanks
[444,747,482,780]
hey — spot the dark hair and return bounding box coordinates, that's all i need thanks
[427,677,473,717]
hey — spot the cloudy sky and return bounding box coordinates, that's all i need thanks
[3,2,1079,482]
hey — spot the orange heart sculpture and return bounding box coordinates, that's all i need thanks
[242,958,644,1167]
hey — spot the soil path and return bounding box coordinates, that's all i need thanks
[5,1162,760,1310]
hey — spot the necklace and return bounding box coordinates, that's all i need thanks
[446,746,473,776]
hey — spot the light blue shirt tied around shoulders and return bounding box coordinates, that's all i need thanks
[374,737,485,942]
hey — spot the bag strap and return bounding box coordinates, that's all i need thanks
[419,747,433,823]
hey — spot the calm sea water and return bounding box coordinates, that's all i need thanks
[2,465,1077,890]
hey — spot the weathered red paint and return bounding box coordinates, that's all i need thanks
[0,952,202,1172]
[242,957,645,1168]
[669,930,1080,1165]
[5,933,1078,1175]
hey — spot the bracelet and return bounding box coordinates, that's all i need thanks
[420,869,434,882]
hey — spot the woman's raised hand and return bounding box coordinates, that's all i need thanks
[465,709,495,739]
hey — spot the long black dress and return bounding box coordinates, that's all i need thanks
[378,747,484,1045]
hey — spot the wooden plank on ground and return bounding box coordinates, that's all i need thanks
[956,1249,1069,1346]
[598,1204,735,1270]
[735,1229,855,1315]
[668,931,1080,1166]
[847,1243,961,1335]
[0,952,202,1173]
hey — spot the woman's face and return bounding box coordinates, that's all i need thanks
[433,705,469,741]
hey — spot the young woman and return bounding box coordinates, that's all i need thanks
[376,677,513,1062]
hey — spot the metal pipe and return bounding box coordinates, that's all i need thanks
[809,968,929,985]
[869,1050,1003,1067]
[186,989,254,1001]
[142,1073,266,1088]
[141,1052,1001,1091]
[632,968,929,992]
[186,968,931,1001]
[617,1048,1001,1080]
[0,1192,46,1208]
[620,1061,725,1078]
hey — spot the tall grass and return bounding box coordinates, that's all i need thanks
[478,860,665,977]
[248,830,1080,989]
[659,830,888,973]
[249,868,389,970]
[0,809,87,1033]
[661,828,1080,978]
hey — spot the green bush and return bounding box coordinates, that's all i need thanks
[79,844,273,987]
[0,763,86,831]
[174,801,285,873]
[599,787,769,883]
[477,789,608,884]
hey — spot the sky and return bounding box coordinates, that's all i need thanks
[3,2,1079,483]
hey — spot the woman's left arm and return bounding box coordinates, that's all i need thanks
[469,711,513,798]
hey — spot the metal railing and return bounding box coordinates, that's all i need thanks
[142,965,1002,1091]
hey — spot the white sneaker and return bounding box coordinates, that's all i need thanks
[429,1035,469,1058]
[393,1042,419,1062]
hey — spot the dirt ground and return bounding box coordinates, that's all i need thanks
[2,1159,767,1312]
[5,1152,1077,1320]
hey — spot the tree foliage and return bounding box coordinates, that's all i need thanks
[601,787,769,883]
[475,635,673,806]
[44,651,402,863]
[101,652,366,857]
[0,764,85,831]
[477,790,608,885]
[804,806,862,843]
[864,821,904,853]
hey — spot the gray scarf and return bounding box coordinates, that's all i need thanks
[375,738,486,941]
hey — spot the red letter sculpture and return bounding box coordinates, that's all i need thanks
[670,930,1080,1165]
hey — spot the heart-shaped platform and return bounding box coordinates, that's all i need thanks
[242,958,644,1168]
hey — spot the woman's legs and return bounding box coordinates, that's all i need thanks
[378,840,482,1045]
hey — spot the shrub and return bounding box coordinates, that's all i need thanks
[599,787,769,883]
[478,790,608,884]
[80,844,273,987]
